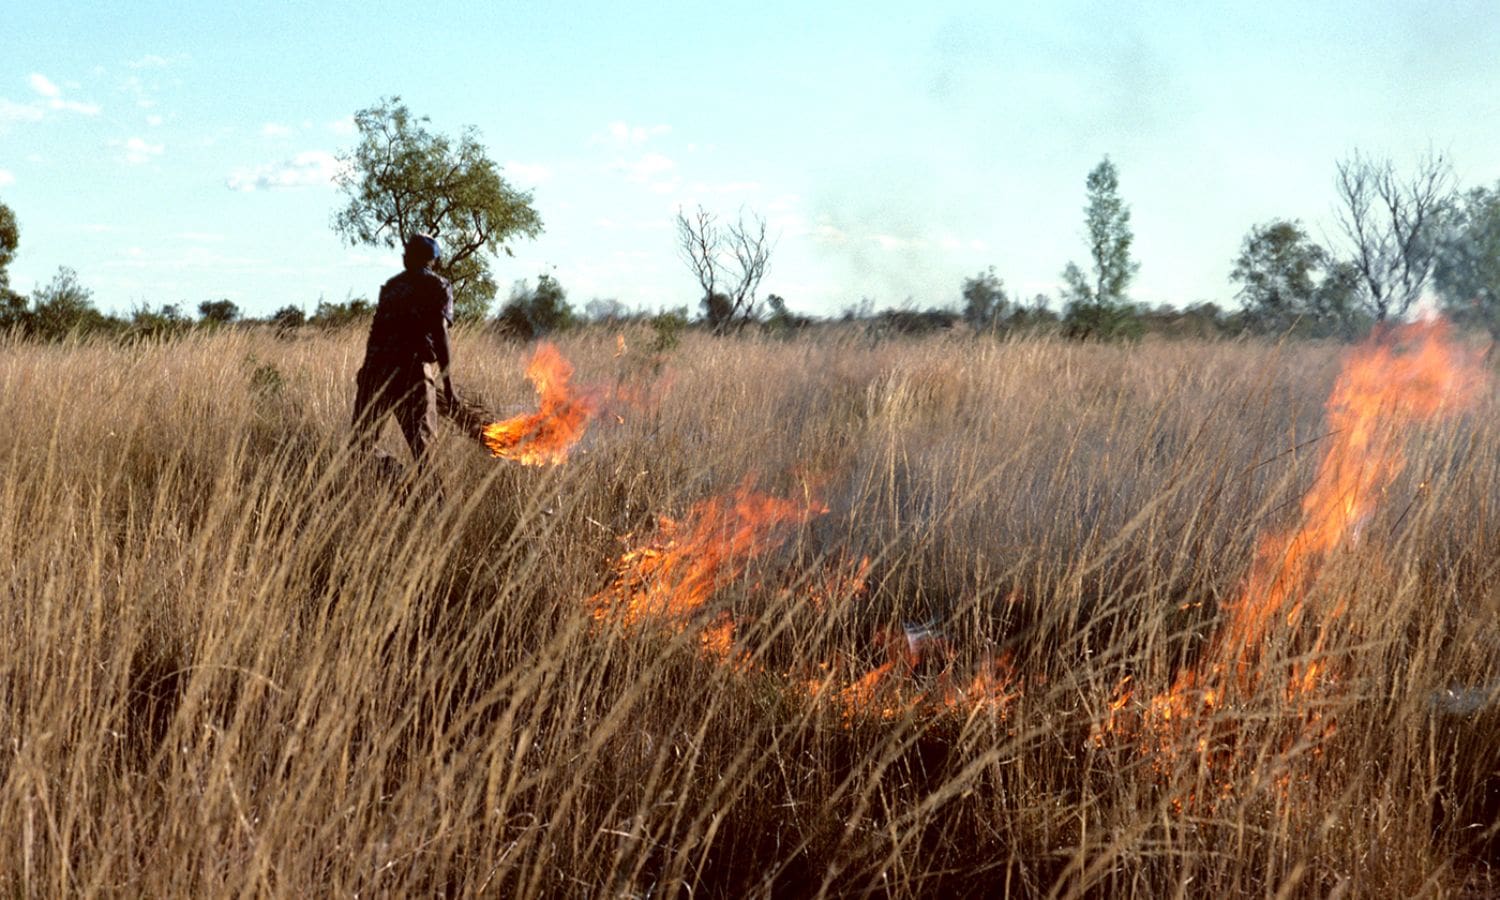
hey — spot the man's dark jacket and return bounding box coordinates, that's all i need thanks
[351,266,455,460]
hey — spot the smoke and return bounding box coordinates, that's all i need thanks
[805,13,1189,312]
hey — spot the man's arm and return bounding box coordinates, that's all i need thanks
[432,279,457,406]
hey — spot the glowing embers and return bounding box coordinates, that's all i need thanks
[1095,320,1487,801]
[802,628,1021,726]
[482,342,597,465]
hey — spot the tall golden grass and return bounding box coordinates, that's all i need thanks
[0,325,1495,897]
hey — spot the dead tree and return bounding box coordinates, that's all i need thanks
[1332,149,1454,322]
[675,205,772,333]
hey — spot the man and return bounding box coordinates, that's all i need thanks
[352,233,459,463]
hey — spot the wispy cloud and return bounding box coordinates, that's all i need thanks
[28,73,60,98]
[612,152,676,183]
[0,169,14,188]
[27,72,100,115]
[261,122,292,137]
[327,116,355,135]
[226,151,345,191]
[597,121,671,146]
[126,54,173,70]
[51,98,101,115]
[0,98,45,125]
[118,75,152,110]
[119,137,165,165]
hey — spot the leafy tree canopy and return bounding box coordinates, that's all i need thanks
[961,266,1008,330]
[198,298,240,325]
[1061,157,1140,339]
[497,273,575,339]
[1231,220,1364,338]
[1435,183,1500,336]
[31,266,107,341]
[0,199,18,289]
[333,97,543,323]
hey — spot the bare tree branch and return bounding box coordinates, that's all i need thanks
[1332,149,1454,321]
[675,205,773,333]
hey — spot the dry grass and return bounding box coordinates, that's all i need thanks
[0,324,1496,897]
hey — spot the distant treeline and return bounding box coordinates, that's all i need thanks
[0,264,1373,346]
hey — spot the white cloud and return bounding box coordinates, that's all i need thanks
[51,98,100,115]
[28,73,60,98]
[146,114,163,127]
[0,98,44,124]
[612,152,676,182]
[813,223,848,245]
[120,136,164,165]
[127,54,171,69]
[870,234,934,252]
[261,122,292,137]
[598,121,671,146]
[0,169,13,187]
[328,116,355,135]
[24,73,100,116]
[225,150,345,191]
[175,231,224,243]
[504,160,551,185]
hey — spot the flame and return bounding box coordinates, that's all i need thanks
[585,483,1021,725]
[482,343,597,465]
[1096,319,1487,796]
[1212,319,1483,683]
[589,483,827,629]
[581,321,1483,755]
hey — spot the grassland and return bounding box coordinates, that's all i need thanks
[0,325,1496,897]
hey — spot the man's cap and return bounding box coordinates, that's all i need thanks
[404,233,441,264]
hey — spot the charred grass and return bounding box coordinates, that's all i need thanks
[0,325,1497,897]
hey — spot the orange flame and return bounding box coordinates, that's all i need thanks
[1213,319,1483,681]
[482,343,597,465]
[1097,319,1487,792]
[589,483,828,630]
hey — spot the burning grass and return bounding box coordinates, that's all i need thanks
[0,324,1496,897]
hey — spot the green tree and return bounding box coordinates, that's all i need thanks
[310,295,372,328]
[0,199,18,299]
[31,266,108,340]
[496,273,576,339]
[0,200,24,332]
[333,96,543,323]
[270,305,307,332]
[1434,183,1500,336]
[1230,220,1331,333]
[961,266,1008,330]
[128,302,192,340]
[1061,157,1140,339]
[764,294,811,335]
[197,298,241,326]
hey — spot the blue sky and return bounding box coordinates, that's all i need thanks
[2,2,1498,318]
